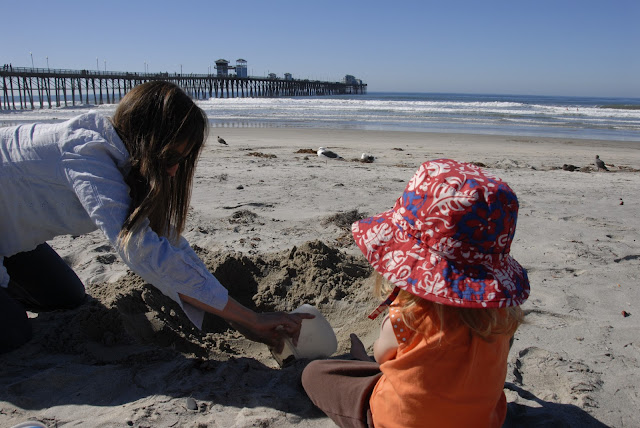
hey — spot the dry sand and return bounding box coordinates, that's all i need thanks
[1,128,639,427]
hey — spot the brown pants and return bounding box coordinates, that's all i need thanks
[302,359,382,428]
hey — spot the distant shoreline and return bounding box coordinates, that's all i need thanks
[600,104,640,110]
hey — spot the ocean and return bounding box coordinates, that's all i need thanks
[2,92,640,141]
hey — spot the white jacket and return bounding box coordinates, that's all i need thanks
[0,111,228,328]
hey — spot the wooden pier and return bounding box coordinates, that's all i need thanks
[0,67,367,110]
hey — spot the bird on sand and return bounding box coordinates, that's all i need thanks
[360,153,375,163]
[217,136,228,146]
[317,147,343,164]
[594,155,608,171]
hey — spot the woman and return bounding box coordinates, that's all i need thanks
[0,81,309,354]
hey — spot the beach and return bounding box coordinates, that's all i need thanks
[1,128,639,427]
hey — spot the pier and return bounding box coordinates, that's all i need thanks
[0,67,367,110]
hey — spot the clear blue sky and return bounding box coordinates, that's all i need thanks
[4,0,639,97]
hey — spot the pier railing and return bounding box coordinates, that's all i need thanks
[0,67,367,110]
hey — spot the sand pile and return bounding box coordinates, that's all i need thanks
[30,241,372,363]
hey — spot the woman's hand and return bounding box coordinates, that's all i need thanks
[178,293,314,352]
[228,311,314,353]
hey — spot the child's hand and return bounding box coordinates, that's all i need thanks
[349,333,373,361]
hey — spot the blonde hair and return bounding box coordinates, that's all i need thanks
[374,274,523,340]
[111,81,208,251]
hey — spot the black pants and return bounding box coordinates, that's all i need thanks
[1,243,85,354]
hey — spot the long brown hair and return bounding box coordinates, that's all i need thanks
[111,81,208,250]
[374,274,523,340]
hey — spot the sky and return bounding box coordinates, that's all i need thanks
[3,0,639,97]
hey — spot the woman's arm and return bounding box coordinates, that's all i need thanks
[373,314,398,363]
[64,142,231,327]
[61,126,312,351]
[178,293,313,352]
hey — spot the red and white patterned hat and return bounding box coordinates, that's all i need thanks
[352,159,530,318]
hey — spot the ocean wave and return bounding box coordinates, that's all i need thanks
[3,93,639,141]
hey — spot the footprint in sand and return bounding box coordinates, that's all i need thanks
[92,244,114,253]
[548,266,587,277]
[523,309,580,329]
[512,347,603,409]
[557,215,600,223]
[96,253,117,264]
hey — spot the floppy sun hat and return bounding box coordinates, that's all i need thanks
[352,159,530,319]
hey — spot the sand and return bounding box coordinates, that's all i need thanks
[1,128,639,427]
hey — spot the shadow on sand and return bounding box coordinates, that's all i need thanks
[0,297,319,420]
[503,383,609,428]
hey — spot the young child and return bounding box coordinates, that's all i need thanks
[302,159,530,428]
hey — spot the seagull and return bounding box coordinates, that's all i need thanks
[594,155,608,171]
[217,136,228,146]
[360,153,375,163]
[317,147,342,164]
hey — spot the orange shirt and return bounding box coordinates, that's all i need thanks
[370,303,510,428]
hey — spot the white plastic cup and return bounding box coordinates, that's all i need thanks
[271,304,338,367]
[291,304,338,359]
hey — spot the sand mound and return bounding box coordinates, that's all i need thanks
[34,241,372,362]
[321,209,368,231]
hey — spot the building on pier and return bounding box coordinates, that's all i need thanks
[215,59,247,78]
[344,74,361,85]
[235,59,247,78]
[215,59,230,77]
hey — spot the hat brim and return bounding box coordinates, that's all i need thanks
[352,209,530,308]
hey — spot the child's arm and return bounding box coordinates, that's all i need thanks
[373,314,398,363]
